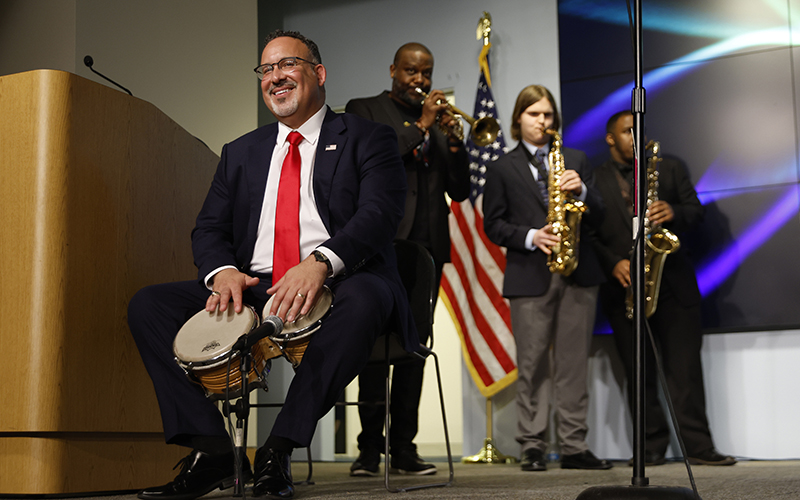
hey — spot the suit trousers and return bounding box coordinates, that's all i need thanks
[603,285,715,456]
[128,273,393,449]
[511,276,598,456]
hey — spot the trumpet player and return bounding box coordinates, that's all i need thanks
[591,110,735,466]
[345,42,469,477]
[483,85,609,472]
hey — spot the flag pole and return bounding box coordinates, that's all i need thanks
[461,13,517,466]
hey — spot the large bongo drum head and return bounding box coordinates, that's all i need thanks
[173,306,259,370]
[173,305,276,394]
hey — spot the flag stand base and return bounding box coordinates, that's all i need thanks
[462,398,518,464]
[462,437,517,464]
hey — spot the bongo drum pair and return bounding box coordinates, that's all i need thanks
[173,286,333,395]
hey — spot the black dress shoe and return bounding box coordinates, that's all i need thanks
[252,447,294,499]
[688,448,737,466]
[560,450,613,470]
[350,449,380,477]
[627,451,666,466]
[389,449,437,475]
[520,448,547,471]
[138,449,250,500]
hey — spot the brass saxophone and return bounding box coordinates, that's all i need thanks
[545,128,586,276]
[625,141,681,319]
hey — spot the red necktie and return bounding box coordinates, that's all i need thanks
[272,131,304,282]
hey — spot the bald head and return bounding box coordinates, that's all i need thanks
[393,42,433,65]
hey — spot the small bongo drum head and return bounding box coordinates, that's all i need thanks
[173,306,258,369]
[263,286,333,342]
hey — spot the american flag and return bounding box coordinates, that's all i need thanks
[440,53,516,398]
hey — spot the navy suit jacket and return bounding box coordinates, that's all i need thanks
[483,143,606,297]
[189,107,417,350]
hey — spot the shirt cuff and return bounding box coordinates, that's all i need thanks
[315,246,343,277]
[204,265,238,290]
[576,181,588,202]
[525,228,540,252]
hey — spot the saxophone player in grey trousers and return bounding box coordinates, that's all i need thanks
[483,85,610,472]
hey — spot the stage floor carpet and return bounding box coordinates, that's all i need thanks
[17,459,800,500]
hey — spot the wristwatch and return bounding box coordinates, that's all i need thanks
[313,250,334,278]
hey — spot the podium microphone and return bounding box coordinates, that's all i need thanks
[83,55,133,96]
[233,315,284,351]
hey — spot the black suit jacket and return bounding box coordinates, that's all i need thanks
[345,91,469,263]
[483,143,606,297]
[591,156,704,307]
[189,107,417,350]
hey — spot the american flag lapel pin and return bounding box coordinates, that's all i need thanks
[325,144,337,151]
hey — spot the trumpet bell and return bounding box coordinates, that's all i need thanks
[471,116,500,147]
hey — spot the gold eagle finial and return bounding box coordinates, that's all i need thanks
[477,12,492,46]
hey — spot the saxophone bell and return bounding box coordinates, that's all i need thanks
[625,141,681,319]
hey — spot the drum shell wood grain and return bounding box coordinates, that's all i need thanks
[173,307,283,394]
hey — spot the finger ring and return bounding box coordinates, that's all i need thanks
[211,290,221,297]
[297,292,306,299]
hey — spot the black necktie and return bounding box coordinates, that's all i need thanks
[534,148,549,207]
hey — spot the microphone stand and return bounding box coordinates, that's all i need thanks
[221,340,254,497]
[575,1,698,498]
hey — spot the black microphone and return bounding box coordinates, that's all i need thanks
[233,315,284,351]
[83,55,133,96]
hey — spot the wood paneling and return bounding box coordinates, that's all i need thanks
[0,70,219,493]
[0,434,186,494]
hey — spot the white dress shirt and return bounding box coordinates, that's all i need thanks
[205,106,343,287]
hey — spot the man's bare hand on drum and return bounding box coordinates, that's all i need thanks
[206,268,260,314]
[267,255,328,323]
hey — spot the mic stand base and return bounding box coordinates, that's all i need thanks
[576,485,699,500]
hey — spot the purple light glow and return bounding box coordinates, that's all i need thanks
[565,28,795,152]
[697,186,799,295]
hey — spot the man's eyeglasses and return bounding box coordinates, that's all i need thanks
[254,57,316,80]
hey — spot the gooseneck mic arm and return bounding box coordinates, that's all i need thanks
[232,315,284,351]
[83,55,133,96]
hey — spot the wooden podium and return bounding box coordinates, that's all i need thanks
[0,70,221,495]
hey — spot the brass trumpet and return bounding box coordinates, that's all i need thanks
[414,88,500,147]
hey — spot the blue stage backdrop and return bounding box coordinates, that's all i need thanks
[557,0,800,332]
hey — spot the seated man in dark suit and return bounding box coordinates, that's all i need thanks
[128,30,413,500]
[591,110,735,466]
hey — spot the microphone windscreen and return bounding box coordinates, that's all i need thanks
[263,315,284,335]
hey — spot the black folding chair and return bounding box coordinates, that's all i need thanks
[339,239,454,492]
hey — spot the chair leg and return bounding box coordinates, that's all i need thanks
[384,359,392,491]
[293,446,315,486]
[430,350,454,484]
[383,348,454,492]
